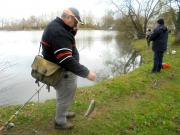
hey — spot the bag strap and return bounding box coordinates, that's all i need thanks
[36,42,51,92]
[38,41,51,55]
[38,42,42,55]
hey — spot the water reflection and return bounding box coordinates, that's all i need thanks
[96,50,141,81]
[76,30,141,82]
[105,35,142,78]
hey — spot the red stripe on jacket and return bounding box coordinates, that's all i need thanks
[41,41,50,47]
[56,51,72,59]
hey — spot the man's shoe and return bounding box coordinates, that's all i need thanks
[66,112,76,119]
[54,122,74,130]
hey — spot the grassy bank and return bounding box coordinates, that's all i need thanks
[0,36,180,135]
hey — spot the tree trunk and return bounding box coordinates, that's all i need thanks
[175,31,180,43]
[175,10,180,43]
[137,32,145,39]
[143,18,148,35]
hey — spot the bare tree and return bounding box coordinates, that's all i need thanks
[0,19,4,29]
[110,0,166,39]
[175,0,180,43]
[81,12,97,29]
[101,10,115,30]
[163,0,180,43]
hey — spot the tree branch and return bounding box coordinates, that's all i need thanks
[111,0,127,16]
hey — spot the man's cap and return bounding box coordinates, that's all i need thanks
[63,7,84,24]
[157,18,164,25]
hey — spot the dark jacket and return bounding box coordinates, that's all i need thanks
[149,25,168,52]
[41,17,89,78]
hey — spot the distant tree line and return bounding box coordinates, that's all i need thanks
[0,15,49,30]
[0,0,179,43]
[0,12,114,31]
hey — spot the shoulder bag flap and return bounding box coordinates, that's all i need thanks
[31,55,61,76]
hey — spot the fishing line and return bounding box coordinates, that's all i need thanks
[0,84,45,132]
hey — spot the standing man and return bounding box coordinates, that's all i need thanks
[149,19,168,73]
[41,7,96,130]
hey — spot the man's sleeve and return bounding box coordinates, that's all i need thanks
[149,29,161,41]
[51,33,89,78]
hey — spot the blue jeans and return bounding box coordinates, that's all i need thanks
[152,51,164,72]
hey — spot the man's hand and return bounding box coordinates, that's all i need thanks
[87,71,96,81]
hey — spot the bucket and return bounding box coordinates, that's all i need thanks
[162,63,170,69]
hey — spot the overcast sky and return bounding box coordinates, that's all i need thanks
[0,0,109,20]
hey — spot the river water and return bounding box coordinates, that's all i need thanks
[0,30,141,106]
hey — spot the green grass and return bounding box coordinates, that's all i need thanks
[0,35,180,135]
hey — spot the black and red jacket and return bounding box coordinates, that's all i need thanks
[41,17,89,78]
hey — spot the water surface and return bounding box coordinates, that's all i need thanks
[0,30,141,105]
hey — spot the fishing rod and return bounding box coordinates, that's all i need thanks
[0,84,45,132]
[0,84,97,132]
